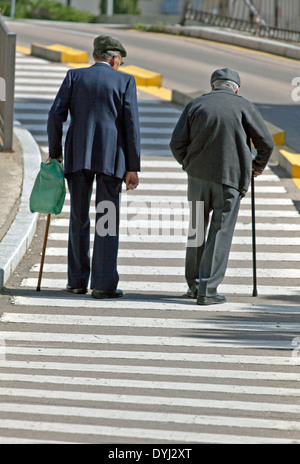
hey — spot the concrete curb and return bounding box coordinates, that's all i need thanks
[279,149,300,177]
[31,43,89,63]
[29,43,163,87]
[0,122,41,290]
[120,65,162,86]
[277,148,300,190]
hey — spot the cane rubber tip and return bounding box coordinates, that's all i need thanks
[36,287,41,292]
[252,290,258,297]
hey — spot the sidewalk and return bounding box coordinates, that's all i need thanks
[163,24,300,61]
[0,134,23,243]
[0,122,41,289]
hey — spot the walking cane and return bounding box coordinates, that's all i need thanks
[37,213,51,292]
[251,173,258,297]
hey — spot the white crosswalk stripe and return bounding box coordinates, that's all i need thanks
[1,359,300,380]
[9,297,300,315]
[27,263,300,278]
[19,279,300,295]
[2,52,300,444]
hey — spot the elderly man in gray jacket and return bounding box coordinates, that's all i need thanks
[170,68,274,305]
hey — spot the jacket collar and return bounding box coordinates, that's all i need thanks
[211,88,237,95]
[93,62,111,67]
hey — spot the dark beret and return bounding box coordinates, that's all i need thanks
[93,35,127,57]
[210,68,241,87]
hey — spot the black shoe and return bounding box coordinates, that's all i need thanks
[66,285,88,295]
[186,287,197,299]
[197,294,226,306]
[91,289,123,299]
[186,282,198,299]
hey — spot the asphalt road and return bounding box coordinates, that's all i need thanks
[6,18,300,152]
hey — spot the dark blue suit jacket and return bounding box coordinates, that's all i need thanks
[47,62,141,179]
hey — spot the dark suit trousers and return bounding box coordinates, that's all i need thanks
[66,170,122,290]
[185,176,242,297]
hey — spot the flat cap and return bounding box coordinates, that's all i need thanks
[93,35,127,57]
[210,68,241,87]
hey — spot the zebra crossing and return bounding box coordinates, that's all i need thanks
[14,53,69,158]
[1,51,300,443]
[20,161,300,296]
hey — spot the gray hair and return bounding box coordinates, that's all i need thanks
[93,49,121,60]
[212,79,239,92]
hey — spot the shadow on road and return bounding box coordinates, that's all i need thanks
[257,102,300,154]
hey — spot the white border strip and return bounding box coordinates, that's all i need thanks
[0,122,41,289]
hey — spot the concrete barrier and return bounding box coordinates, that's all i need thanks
[279,149,300,177]
[31,43,89,63]
[120,65,162,86]
[30,44,162,87]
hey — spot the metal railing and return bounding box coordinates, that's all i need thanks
[0,16,16,151]
[180,0,300,42]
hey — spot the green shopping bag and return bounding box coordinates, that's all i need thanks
[30,159,66,215]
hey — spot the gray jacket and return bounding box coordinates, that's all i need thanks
[170,88,274,195]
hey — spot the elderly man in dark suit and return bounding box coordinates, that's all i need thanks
[47,36,140,299]
[170,68,274,305]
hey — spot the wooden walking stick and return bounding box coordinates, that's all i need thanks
[37,213,51,292]
[251,173,258,297]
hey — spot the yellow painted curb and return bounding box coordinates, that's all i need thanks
[279,148,300,190]
[67,63,91,69]
[65,63,170,100]
[16,45,31,55]
[48,44,89,63]
[280,149,300,178]
[120,65,162,87]
[31,43,89,63]
[273,132,286,145]
[137,85,172,101]
[293,178,300,189]
[266,122,285,146]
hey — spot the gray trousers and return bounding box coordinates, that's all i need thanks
[185,176,242,297]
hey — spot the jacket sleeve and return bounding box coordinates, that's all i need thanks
[169,103,191,165]
[47,70,72,159]
[123,76,141,172]
[246,104,274,173]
